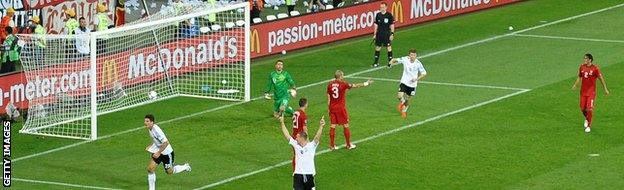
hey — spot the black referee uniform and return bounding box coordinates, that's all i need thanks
[373,11,395,67]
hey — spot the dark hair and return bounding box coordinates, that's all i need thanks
[5,27,12,34]
[381,2,387,6]
[299,98,307,107]
[276,60,284,64]
[145,114,155,122]
[409,49,417,54]
[585,53,593,62]
[298,131,308,139]
[79,17,86,21]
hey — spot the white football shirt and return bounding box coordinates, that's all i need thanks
[148,124,173,155]
[397,56,427,88]
[289,138,318,175]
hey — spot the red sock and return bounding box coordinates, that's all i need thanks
[587,111,593,127]
[329,128,336,147]
[344,127,351,147]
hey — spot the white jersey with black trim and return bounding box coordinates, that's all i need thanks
[397,56,427,88]
[289,138,318,175]
[148,124,174,155]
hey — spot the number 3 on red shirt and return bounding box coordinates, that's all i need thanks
[331,86,339,98]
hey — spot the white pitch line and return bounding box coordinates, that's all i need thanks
[513,34,624,44]
[194,89,531,189]
[13,2,624,188]
[13,178,122,190]
[348,76,529,91]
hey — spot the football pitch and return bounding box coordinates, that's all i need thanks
[11,0,624,189]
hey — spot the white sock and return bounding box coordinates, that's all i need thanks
[148,172,156,190]
[173,164,188,174]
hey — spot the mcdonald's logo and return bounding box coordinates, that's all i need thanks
[391,0,404,23]
[101,60,118,86]
[251,29,261,53]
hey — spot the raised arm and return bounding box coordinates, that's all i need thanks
[313,116,326,144]
[278,116,292,140]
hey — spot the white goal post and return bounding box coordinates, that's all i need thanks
[18,2,251,140]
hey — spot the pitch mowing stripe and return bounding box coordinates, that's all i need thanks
[13,178,122,190]
[14,0,624,165]
[512,34,624,44]
[348,76,530,91]
[194,89,531,189]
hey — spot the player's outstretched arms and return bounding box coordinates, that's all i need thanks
[278,116,292,140]
[313,116,326,144]
[571,77,581,90]
[351,79,373,88]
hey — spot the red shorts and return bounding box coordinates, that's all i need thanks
[580,95,595,111]
[329,108,349,125]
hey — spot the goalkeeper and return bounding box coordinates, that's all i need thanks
[265,60,297,118]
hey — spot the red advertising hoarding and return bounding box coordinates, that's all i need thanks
[249,0,519,57]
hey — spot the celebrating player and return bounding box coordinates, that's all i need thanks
[265,60,297,118]
[291,98,309,170]
[388,49,427,119]
[327,70,373,150]
[571,53,609,133]
[372,2,395,67]
[278,115,325,190]
[144,114,191,190]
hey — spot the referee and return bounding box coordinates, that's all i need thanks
[278,115,326,190]
[372,2,395,67]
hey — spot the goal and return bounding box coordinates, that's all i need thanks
[18,2,251,140]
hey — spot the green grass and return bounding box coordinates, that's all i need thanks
[9,0,624,189]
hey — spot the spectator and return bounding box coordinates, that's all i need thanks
[64,9,79,35]
[249,0,264,19]
[1,27,20,74]
[74,17,91,55]
[308,0,325,12]
[29,16,46,63]
[95,3,113,31]
[286,0,296,16]
[205,0,217,25]
[0,8,16,45]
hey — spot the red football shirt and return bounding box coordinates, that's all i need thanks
[292,109,307,137]
[579,64,601,97]
[327,80,352,110]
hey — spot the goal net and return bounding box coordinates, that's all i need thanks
[18,2,250,140]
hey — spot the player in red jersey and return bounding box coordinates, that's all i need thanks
[291,98,309,170]
[571,53,609,133]
[326,70,373,150]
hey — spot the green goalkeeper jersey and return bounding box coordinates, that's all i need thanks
[265,70,295,100]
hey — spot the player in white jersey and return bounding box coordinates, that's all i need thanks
[144,114,191,190]
[388,49,427,119]
[278,115,325,190]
